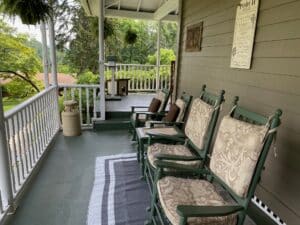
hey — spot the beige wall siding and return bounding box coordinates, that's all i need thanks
[177,0,300,224]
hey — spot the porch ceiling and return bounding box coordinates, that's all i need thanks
[80,0,179,21]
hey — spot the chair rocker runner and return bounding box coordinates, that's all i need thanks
[135,92,193,171]
[144,86,225,193]
[146,97,282,225]
[130,88,170,140]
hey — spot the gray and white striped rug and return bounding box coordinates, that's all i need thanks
[86,153,258,225]
[87,153,150,225]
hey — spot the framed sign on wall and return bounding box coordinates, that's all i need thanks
[185,22,203,52]
[230,0,259,69]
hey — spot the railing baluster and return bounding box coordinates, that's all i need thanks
[33,98,42,156]
[131,66,135,91]
[45,91,51,142]
[20,109,31,172]
[37,98,46,152]
[86,88,90,125]
[48,91,54,137]
[93,88,96,119]
[71,88,75,100]
[138,65,141,91]
[41,94,48,149]
[30,104,39,161]
[15,114,26,180]
[79,88,83,125]
[9,118,21,186]
[4,120,17,193]
[49,89,56,136]
[25,106,36,166]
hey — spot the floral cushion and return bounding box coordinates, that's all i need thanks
[175,99,187,122]
[156,90,167,112]
[157,177,237,225]
[210,116,268,197]
[184,98,214,150]
[147,143,201,168]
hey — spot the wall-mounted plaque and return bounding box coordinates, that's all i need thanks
[230,0,259,69]
[185,22,203,52]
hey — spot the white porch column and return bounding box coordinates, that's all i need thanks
[156,21,161,90]
[0,87,14,212]
[99,0,106,120]
[40,21,49,89]
[48,18,58,87]
[173,0,183,100]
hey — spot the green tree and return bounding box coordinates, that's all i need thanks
[147,48,176,65]
[0,20,42,92]
[0,0,51,25]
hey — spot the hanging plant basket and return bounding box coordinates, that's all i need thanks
[125,29,138,45]
[1,0,51,25]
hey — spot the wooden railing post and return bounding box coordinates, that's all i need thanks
[0,87,14,213]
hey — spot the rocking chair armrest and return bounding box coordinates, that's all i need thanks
[149,121,184,128]
[147,132,186,143]
[154,160,208,174]
[131,106,149,112]
[155,154,202,161]
[135,111,158,116]
[176,205,244,218]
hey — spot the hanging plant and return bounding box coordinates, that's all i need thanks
[124,29,138,45]
[1,0,52,25]
[90,18,115,40]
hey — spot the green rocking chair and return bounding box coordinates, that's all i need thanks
[135,92,193,174]
[144,86,225,193]
[130,88,170,140]
[146,97,282,225]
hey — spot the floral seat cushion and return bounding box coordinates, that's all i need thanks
[148,143,201,168]
[157,177,237,225]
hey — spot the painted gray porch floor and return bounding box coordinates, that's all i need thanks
[7,130,274,225]
[8,130,135,225]
[105,93,155,112]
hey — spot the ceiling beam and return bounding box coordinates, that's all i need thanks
[154,0,179,21]
[105,9,178,21]
[80,0,179,21]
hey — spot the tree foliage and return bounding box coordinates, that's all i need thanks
[0,20,42,93]
[0,0,51,25]
[147,48,176,65]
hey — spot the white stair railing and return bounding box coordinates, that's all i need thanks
[3,86,60,199]
[59,84,101,127]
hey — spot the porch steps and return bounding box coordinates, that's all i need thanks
[93,117,130,131]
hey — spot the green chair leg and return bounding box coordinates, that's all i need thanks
[137,139,140,163]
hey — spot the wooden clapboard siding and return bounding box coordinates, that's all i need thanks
[177,0,300,224]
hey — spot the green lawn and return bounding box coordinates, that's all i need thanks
[3,98,28,112]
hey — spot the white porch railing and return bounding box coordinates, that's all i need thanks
[1,86,60,214]
[59,84,101,127]
[105,64,171,91]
